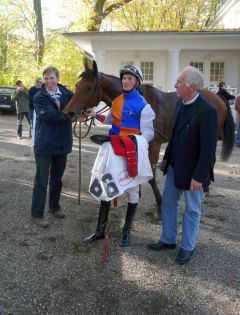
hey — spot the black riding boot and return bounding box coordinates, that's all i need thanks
[84,201,111,244]
[120,203,138,247]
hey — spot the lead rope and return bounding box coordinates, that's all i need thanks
[73,104,110,139]
[104,220,110,264]
[78,122,81,205]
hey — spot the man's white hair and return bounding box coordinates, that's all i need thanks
[179,66,204,91]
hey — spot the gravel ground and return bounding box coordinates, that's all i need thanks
[0,113,239,315]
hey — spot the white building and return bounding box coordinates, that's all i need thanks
[64,0,240,93]
[209,0,240,30]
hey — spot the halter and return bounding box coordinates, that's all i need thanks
[73,73,102,139]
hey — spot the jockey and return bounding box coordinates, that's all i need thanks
[83,64,155,247]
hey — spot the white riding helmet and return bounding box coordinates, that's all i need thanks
[119,64,143,85]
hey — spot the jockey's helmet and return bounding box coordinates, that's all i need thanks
[119,65,143,85]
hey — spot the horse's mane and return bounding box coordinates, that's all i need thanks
[79,69,95,79]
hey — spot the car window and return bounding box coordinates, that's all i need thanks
[0,87,15,93]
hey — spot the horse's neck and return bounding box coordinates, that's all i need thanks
[100,73,122,107]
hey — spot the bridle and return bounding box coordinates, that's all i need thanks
[73,73,109,139]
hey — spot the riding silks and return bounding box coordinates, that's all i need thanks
[89,135,153,202]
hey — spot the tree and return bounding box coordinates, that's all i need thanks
[105,0,226,31]
[33,0,44,64]
[87,0,134,31]
[63,0,134,31]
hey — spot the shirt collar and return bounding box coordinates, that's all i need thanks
[183,92,199,105]
[46,86,62,96]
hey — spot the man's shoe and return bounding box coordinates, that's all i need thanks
[84,232,105,244]
[147,241,176,251]
[120,234,130,247]
[49,209,65,219]
[31,217,49,228]
[17,135,22,139]
[175,248,193,265]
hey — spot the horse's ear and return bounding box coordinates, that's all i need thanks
[93,60,99,76]
[83,57,91,70]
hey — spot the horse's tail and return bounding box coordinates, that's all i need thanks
[221,101,235,161]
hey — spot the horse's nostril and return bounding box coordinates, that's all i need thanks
[69,112,75,118]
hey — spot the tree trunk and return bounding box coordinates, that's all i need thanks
[33,0,44,64]
[88,0,134,31]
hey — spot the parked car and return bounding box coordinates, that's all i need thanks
[0,86,16,113]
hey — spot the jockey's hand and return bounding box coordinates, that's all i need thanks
[76,115,86,123]
[190,179,202,191]
[84,108,96,118]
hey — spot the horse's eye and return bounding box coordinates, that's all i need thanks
[86,86,92,92]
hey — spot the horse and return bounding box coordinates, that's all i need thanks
[64,60,235,217]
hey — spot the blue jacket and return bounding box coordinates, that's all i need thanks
[33,84,73,155]
[163,95,218,190]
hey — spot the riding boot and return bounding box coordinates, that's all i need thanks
[84,200,110,244]
[120,202,138,247]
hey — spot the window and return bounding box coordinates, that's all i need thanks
[210,62,224,82]
[140,61,154,81]
[190,62,204,72]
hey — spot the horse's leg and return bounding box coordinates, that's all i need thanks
[148,141,163,221]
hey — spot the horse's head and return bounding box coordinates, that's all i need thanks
[64,60,101,115]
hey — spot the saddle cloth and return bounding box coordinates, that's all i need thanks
[89,135,153,201]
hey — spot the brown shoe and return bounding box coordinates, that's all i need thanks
[31,217,49,227]
[49,209,65,219]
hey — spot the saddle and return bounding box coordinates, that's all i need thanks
[90,134,138,177]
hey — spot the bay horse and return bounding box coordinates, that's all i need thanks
[64,60,235,217]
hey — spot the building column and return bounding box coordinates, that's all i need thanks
[204,59,211,88]
[166,49,181,92]
[93,50,106,72]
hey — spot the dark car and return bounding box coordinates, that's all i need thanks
[0,86,16,113]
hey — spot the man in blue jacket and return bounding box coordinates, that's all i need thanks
[31,66,73,227]
[148,66,218,264]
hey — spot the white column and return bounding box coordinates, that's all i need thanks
[204,59,211,88]
[93,50,106,72]
[166,49,181,92]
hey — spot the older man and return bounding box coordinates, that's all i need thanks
[148,66,218,265]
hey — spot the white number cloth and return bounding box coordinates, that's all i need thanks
[89,135,153,201]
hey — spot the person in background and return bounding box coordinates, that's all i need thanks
[29,77,43,133]
[31,66,73,227]
[11,80,30,139]
[83,64,155,247]
[148,66,218,265]
[217,81,235,106]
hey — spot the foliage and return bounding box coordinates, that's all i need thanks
[0,0,82,89]
[105,0,226,31]
[0,0,226,88]
[42,32,83,90]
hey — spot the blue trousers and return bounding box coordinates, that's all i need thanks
[160,165,203,251]
[236,122,240,145]
[31,154,67,218]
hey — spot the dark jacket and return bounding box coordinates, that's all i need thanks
[29,86,42,110]
[217,88,235,105]
[33,84,73,155]
[163,94,218,190]
[11,88,29,113]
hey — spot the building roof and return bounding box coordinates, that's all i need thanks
[209,0,240,29]
[63,31,240,57]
